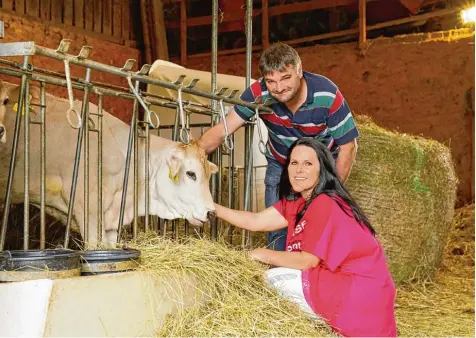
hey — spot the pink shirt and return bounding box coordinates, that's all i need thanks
[274,194,397,337]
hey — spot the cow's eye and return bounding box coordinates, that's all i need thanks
[186,171,196,181]
[3,98,8,105]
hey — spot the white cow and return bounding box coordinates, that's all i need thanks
[0,81,40,143]
[0,82,218,246]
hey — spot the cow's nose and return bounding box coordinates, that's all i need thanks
[0,126,4,139]
[207,211,216,221]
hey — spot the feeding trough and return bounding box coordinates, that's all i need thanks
[0,249,81,282]
[80,248,141,276]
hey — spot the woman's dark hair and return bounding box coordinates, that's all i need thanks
[279,138,376,235]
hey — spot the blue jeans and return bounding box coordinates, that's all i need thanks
[264,160,287,251]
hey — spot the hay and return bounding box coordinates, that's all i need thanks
[395,203,474,336]
[128,234,333,337]
[346,115,458,284]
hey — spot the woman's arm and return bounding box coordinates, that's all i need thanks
[251,248,320,270]
[214,203,288,232]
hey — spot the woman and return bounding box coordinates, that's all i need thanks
[214,138,397,337]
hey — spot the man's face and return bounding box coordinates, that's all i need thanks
[263,64,302,103]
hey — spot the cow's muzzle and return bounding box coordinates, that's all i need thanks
[207,211,216,221]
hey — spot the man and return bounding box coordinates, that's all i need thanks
[199,43,359,251]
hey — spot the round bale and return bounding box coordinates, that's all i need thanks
[347,116,458,284]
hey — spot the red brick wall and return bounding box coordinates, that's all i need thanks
[0,10,141,122]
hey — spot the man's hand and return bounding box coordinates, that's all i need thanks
[335,139,358,183]
[198,108,246,154]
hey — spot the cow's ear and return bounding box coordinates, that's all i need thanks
[167,150,184,183]
[208,161,218,174]
[8,85,40,104]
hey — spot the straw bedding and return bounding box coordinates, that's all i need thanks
[127,203,473,337]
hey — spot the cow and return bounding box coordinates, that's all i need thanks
[0,82,218,246]
[0,81,40,143]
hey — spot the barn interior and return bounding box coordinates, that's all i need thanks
[0,0,474,337]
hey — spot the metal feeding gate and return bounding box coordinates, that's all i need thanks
[0,32,269,280]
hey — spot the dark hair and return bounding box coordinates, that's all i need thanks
[258,42,302,76]
[279,138,376,236]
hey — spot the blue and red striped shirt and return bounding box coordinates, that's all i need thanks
[234,72,359,165]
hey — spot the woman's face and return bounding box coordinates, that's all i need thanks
[288,145,320,199]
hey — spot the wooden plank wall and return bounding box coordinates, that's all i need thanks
[0,0,136,43]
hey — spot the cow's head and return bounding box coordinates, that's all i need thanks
[0,82,40,143]
[154,140,218,226]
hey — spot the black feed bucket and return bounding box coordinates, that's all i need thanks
[80,248,141,276]
[0,249,81,282]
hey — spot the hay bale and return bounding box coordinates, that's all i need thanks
[347,116,458,284]
[129,235,332,337]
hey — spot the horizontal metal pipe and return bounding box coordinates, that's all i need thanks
[0,67,215,116]
[31,44,272,112]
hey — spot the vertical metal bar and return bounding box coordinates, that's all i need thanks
[0,55,29,251]
[97,95,103,244]
[242,0,254,248]
[84,86,91,248]
[144,121,150,233]
[133,95,139,239]
[39,82,46,249]
[64,68,92,249]
[172,107,179,141]
[117,81,140,243]
[227,139,235,244]
[23,79,31,251]
[210,0,219,241]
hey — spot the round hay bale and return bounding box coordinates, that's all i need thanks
[347,115,458,284]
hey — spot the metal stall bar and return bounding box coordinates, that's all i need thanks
[23,75,32,250]
[96,95,104,243]
[242,0,254,248]
[0,56,30,251]
[210,0,219,241]
[117,80,140,242]
[64,67,92,249]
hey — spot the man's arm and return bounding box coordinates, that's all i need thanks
[198,108,246,154]
[335,139,357,183]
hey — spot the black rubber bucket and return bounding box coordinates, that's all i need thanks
[80,248,141,276]
[0,249,81,282]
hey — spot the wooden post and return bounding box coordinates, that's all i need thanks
[262,0,269,49]
[150,0,169,61]
[140,0,153,64]
[180,0,187,66]
[359,0,366,49]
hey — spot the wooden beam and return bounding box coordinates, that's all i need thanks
[64,0,73,26]
[40,0,51,21]
[15,0,25,15]
[75,0,84,28]
[180,0,187,65]
[359,0,366,49]
[84,0,93,31]
[280,6,461,46]
[2,1,13,10]
[26,0,39,17]
[51,0,62,23]
[139,0,153,64]
[186,7,463,59]
[150,0,169,60]
[121,0,131,40]
[188,45,262,59]
[103,0,112,36]
[112,0,121,37]
[166,0,379,29]
[93,0,102,33]
[262,0,269,49]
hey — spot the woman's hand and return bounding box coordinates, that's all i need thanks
[249,247,321,270]
[250,248,270,264]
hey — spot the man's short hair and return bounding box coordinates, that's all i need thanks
[258,43,302,76]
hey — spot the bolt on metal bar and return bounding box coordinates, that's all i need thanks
[0,55,30,251]
[39,81,47,250]
[64,67,92,249]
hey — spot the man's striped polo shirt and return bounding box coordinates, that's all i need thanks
[234,71,359,165]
